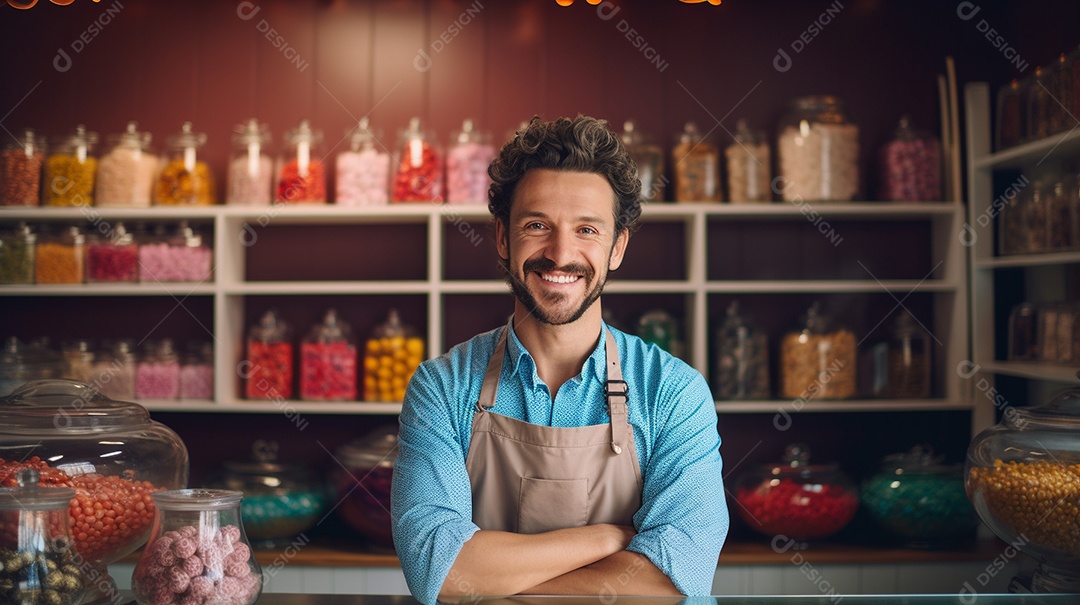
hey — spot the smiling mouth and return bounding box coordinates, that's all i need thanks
[538,272,581,284]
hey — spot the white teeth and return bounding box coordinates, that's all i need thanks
[540,272,579,284]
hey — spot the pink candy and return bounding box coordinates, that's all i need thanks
[138,242,213,283]
[135,524,260,605]
[446,141,494,204]
[336,148,391,206]
[172,537,197,559]
[137,361,181,399]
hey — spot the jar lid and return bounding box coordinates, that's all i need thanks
[249,309,291,342]
[307,308,352,343]
[337,425,399,468]
[371,309,411,339]
[678,121,704,145]
[54,124,99,153]
[171,221,203,247]
[452,118,487,145]
[167,121,207,150]
[0,468,75,510]
[11,128,45,155]
[797,301,830,333]
[1009,373,1080,428]
[0,379,152,433]
[111,121,152,150]
[285,119,323,146]
[346,117,380,150]
[233,118,271,147]
[880,445,959,474]
[224,439,307,477]
[731,119,764,146]
[152,488,243,511]
[761,443,841,476]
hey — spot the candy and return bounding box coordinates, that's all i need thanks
[780,329,857,400]
[239,489,325,543]
[0,232,34,284]
[35,242,83,284]
[226,156,274,205]
[0,147,43,206]
[179,364,213,400]
[136,360,181,400]
[446,141,494,204]
[138,242,213,283]
[300,341,357,401]
[245,341,293,400]
[135,524,260,605]
[778,123,860,202]
[0,540,83,605]
[734,477,858,540]
[336,148,390,206]
[672,139,721,202]
[335,462,394,548]
[276,159,326,203]
[86,242,139,282]
[95,147,157,207]
[725,141,771,203]
[862,471,976,545]
[363,336,423,402]
[879,137,941,202]
[392,141,442,202]
[44,154,97,207]
[154,159,215,205]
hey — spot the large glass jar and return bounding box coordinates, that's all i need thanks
[92,339,137,401]
[1047,179,1073,252]
[714,301,770,400]
[336,117,391,206]
[392,117,443,203]
[0,379,189,602]
[966,376,1080,593]
[1048,53,1073,136]
[0,223,35,284]
[61,338,96,384]
[725,119,771,203]
[86,220,139,283]
[227,119,274,206]
[621,120,665,202]
[777,95,860,202]
[446,118,495,205]
[998,182,1027,256]
[155,122,215,206]
[34,225,84,285]
[132,489,261,605]
[636,309,682,358]
[95,121,158,208]
[136,339,181,400]
[138,221,213,284]
[1023,179,1051,254]
[672,122,720,202]
[277,119,326,203]
[214,440,327,550]
[0,128,44,207]
[861,446,977,548]
[332,425,398,550]
[245,310,294,400]
[996,79,1025,150]
[878,115,941,202]
[733,444,858,543]
[880,313,931,399]
[780,302,857,400]
[362,309,423,402]
[0,468,88,605]
[45,124,98,207]
[300,309,357,401]
[1026,67,1054,142]
[179,341,213,400]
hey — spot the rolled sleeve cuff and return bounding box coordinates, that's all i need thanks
[626,525,719,596]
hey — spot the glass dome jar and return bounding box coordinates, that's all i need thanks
[95,121,158,208]
[228,118,274,206]
[277,119,326,204]
[392,117,443,203]
[725,119,771,203]
[45,124,98,207]
[155,122,215,206]
[332,425,398,550]
[0,468,89,605]
[132,489,261,605]
[214,440,328,550]
[878,115,941,202]
[777,95,860,202]
[966,375,1080,593]
[714,300,770,400]
[0,222,36,285]
[672,121,720,202]
[245,310,294,400]
[0,128,44,207]
[445,118,495,205]
[336,117,391,206]
[363,309,423,402]
[733,444,858,543]
[862,445,977,548]
[0,379,189,602]
[86,220,139,283]
[620,120,665,203]
[300,309,357,401]
[780,302,857,400]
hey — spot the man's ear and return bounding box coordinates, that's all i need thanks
[609,228,630,271]
[494,218,510,261]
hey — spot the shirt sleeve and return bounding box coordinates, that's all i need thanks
[626,359,729,596]
[391,362,480,605]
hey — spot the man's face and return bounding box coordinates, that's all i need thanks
[495,169,628,326]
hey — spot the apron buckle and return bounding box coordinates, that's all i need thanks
[605,379,629,401]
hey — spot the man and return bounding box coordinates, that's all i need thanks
[391,115,727,604]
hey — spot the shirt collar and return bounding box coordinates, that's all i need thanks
[505,320,610,388]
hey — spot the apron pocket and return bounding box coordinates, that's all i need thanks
[517,477,589,534]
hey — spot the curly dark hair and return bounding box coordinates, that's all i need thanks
[487,115,643,239]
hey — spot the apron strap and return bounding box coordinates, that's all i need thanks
[476,324,508,411]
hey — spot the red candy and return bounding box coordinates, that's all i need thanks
[134,523,260,605]
[86,242,139,282]
[300,342,357,401]
[734,478,858,541]
[392,141,442,202]
[276,159,326,203]
[245,341,293,400]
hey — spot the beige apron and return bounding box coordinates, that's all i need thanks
[464,323,644,534]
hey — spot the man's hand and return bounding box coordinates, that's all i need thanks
[522,549,681,597]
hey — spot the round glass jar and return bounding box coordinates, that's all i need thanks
[965,375,1080,593]
[300,309,357,401]
[636,309,683,359]
[392,117,443,203]
[336,117,391,206]
[621,120,665,203]
[0,379,189,602]
[95,121,158,208]
[155,122,215,206]
[61,338,96,384]
[733,444,858,543]
[672,121,720,202]
[214,440,327,549]
[446,118,495,205]
[332,425,397,550]
[777,95,860,202]
[227,119,274,206]
[132,489,261,605]
[0,222,36,285]
[862,446,976,548]
[277,119,326,204]
[45,124,98,207]
[0,468,89,605]
[0,128,45,207]
[92,339,137,401]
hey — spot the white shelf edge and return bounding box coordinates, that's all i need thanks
[973,128,1080,170]
[704,280,960,294]
[142,399,403,415]
[715,399,972,413]
[0,284,217,296]
[224,282,432,295]
[975,251,1080,269]
[975,361,1080,383]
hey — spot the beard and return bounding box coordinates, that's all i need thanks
[505,256,607,326]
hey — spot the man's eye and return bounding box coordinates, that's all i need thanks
[526,222,545,230]
[580,227,597,235]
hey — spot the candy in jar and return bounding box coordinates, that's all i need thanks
[621,120,665,202]
[95,122,159,208]
[445,118,495,204]
[35,225,84,284]
[45,124,98,207]
[91,340,137,400]
[86,220,139,282]
[155,122,215,206]
[392,117,443,202]
[0,128,44,207]
[724,119,771,203]
[227,119,274,205]
[777,96,860,202]
[714,301,770,400]
[135,339,181,400]
[0,223,35,285]
[300,309,357,401]
[138,221,213,284]
[336,117,391,206]
[672,122,720,202]
[363,309,424,402]
[780,302,857,400]
[878,115,941,202]
[179,342,213,400]
[277,119,326,203]
[61,339,96,384]
[245,310,293,400]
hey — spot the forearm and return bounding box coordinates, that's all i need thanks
[522,550,681,597]
[439,524,631,601]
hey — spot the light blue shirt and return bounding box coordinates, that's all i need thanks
[391,321,728,604]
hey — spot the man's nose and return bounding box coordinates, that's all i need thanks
[543,229,578,268]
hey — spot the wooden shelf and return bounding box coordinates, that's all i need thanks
[972,127,1080,170]
[0,283,216,296]
[141,399,403,414]
[974,251,1080,269]
[975,361,1080,384]
[715,399,972,413]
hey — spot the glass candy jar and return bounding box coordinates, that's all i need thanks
[996,79,1025,150]
[86,220,139,283]
[881,313,931,399]
[363,309,423,402]
[734,444,858,543]
[966,375,1080,592]
[672,122,720,202]
[445,118,495,205]
[777,96,860,202]
[621,120,665,202]
[34,225,84,285]
[61,339,96,384]
[714,301,770,400]
[245,310,294,400]
[132,489,261,605]
[139,221,212,284]
[862,446,976,548]
[227,119,274,206]
[45,124,98,207]
[135,339,180,400]
[636,309,681,357]
[780,302,857,400]
[0,128,44,207]
[155,122,214,206]
[179,342,213,400]
[214,440,327,550]
[0,379,189,602]
[300,309,357,401]
[0,223,35,285]
[95,121,158,208]
[878,115,941,202]
[725,119,771,203]
[336,117,391,206]
[0,468,88,605]
[392,117,443,202]
[92,339,137,401]
[332,425,398,550]
[277,119,326,203]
